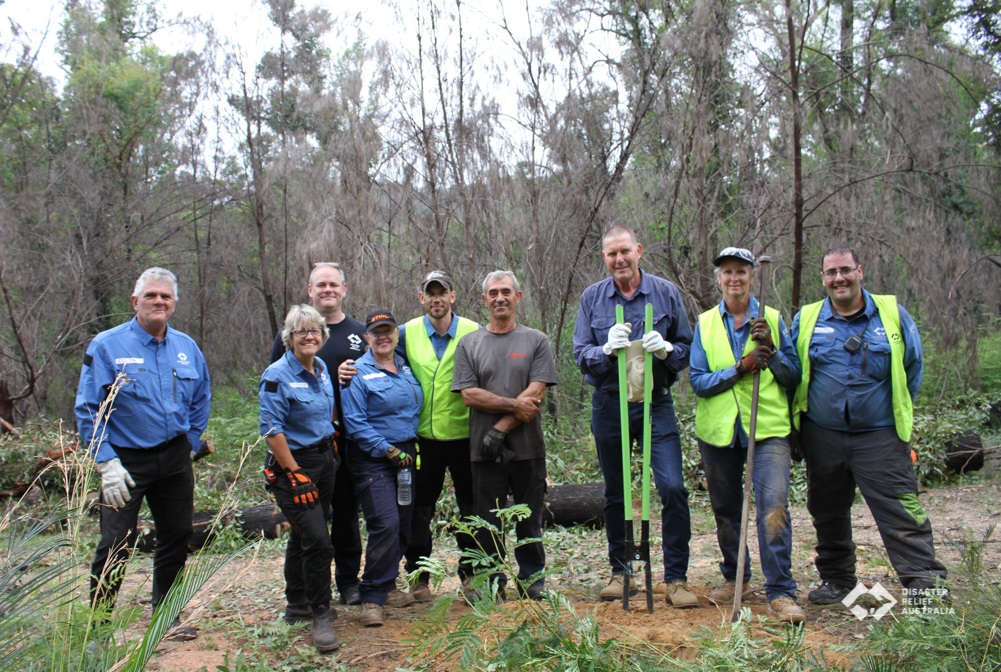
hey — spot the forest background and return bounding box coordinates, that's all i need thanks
[1,0,1000,424]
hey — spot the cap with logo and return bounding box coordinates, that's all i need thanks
[420,270,453,292]
[365,309,397,332]
[713,247,756,267]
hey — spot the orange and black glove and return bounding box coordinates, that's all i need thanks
[736,346,772,375]
[386,446,413,468]
[749,317,774,350]
[285,468,319,508]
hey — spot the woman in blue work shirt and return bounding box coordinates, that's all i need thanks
[341,310,424,628]
[259,304,340,652]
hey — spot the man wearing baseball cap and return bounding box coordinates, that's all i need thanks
[396,271,481,601]
[689,247,805,623]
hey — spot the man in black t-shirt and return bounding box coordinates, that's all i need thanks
[270,262,366,610]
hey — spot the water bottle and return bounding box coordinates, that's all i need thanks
[396,467,412,506]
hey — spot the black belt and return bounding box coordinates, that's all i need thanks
[115,434,187,452]
[600,387,669,399]
[295,435,335,453]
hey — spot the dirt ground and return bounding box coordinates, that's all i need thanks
[116,479,1000,671]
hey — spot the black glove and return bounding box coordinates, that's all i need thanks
[386,446,413,468]
[749,317,773,350]
[789,430,804,463]
[737,346,772,375]
[481,427,508,461]
[285,469,319,508]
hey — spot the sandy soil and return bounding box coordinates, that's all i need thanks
[114,480,1000,671]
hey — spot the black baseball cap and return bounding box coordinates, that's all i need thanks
[420,270,452,292]
[365,309,397,332]
[713,247,756,267]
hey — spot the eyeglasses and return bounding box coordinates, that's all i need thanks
[291,328,322,338]
[368,327,397,338]
[822,266,858,280]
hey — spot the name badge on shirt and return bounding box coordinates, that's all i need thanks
[363,372,387,380]
[288,382,309,388]
[814,327,835,334]
[115,357,144,365]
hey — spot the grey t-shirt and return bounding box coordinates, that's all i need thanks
[452,324,557,461]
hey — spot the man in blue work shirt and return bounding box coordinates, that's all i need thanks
[572,225,698,608]
[792,246,947,606]
[76,267,211,642]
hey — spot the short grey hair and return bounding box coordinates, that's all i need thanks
[133,267,179,300]
[281,304,329,351]
[309,262,346,286]
[481,270,520,294]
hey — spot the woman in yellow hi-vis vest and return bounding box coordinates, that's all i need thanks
[689,247,805,624]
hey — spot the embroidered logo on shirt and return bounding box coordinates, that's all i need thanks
[348,334,363,351]
[814,327,835,334]
[115,358,144,365]
[363,372,387,380]
[510,353,526,358]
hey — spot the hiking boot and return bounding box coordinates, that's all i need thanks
[769,596,807,624]
[519,580,545,601]
[164,617,198,642]
[599,575,638,602]
[807,580,854,606]
[664,581,699,609]
[311,605,341,652]
[385,588,416,608]
[338,584,362,606]
[410,583,434,602]
[708,580,753,604]
[283,602,311,625]
[359,602,384,627]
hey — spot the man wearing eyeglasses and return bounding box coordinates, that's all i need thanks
[270,262,366,613]
[791,246,947,607]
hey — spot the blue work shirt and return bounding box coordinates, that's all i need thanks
[259,351,335,450]
[396,312,460,361]
[689,297,801,447]
[791,290,922,432]
[341,350,423,458]
[573,270,693,393]
[75,317,211,463]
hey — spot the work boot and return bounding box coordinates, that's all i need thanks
[283,602,311,625]
[519,580,545,601]
[359,602,384,627]
[708,580,753,604]
[460,577,480,605]
[599,575,638,602]
[164,617,198,642]
[768,596,807,624]
[311,605,341,652]
[338,584,362,606]
[385,588,416,608]
[807,580,855,606]
[410,583,434,602]
[664,581,699,609]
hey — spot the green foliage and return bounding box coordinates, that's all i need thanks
[680,614,833,672]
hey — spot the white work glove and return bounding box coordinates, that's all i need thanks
[641,330,673,360]
[97,458,136,508]
[602,322,633,356]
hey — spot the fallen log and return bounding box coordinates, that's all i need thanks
[944,430,984,474]
[135,482,608,552]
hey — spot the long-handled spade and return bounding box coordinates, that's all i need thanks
[616,304,655,612]
[731,255,771,622]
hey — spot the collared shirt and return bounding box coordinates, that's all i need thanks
[341,350,423,457]
[397,312,460,361]
[259,351,335,450]
[791,290,922,432]
[75,318,211,463]
[690,297,801,448]
[573,270,693,394]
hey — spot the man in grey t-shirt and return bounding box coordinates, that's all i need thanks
[452,270,557,601]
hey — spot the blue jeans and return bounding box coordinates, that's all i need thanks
[698,436,797,601]
[591,390,690,582]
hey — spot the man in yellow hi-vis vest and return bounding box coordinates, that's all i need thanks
[792,247,947,607]
[689,247,805,624]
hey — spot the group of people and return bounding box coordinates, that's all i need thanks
[73,225,947,654]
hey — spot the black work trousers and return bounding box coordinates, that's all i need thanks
[405,437,476,583]
[271,447,338,608]
[90,435,193,611]
[331,439,363,594]
[802,418,947,590]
